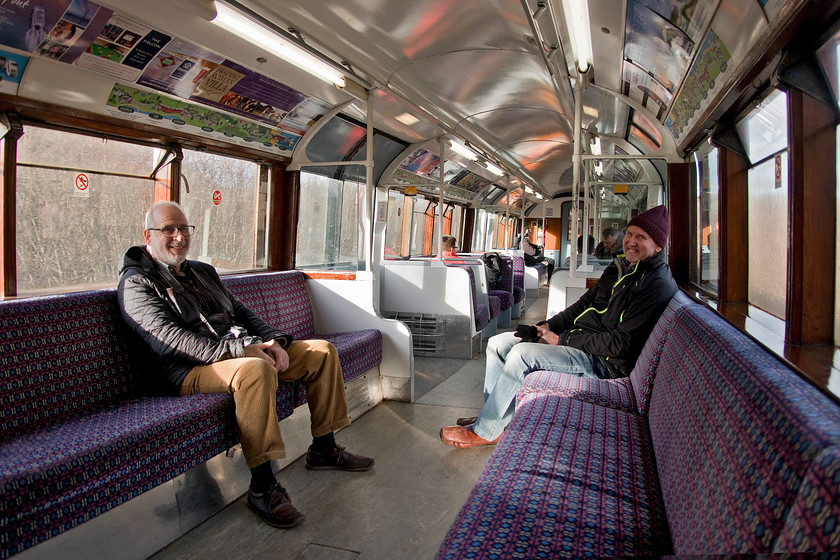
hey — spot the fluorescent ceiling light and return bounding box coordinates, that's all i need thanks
[484,161,505,177]
[395,112,420,126]
[562,0,593,73]
[448,139,478,161]
[524,186,534,194]
[535,193,544,199]
[212,2,346,87]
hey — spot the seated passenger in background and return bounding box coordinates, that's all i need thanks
[118,201,373,530]
[440,205,677,448]
[521,230,542,266]
[442,235,458,258]
[594,227,621,259]
[562,234,595,268]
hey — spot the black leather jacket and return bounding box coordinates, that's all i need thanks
[117,246,292,394]
[545,251,677,377]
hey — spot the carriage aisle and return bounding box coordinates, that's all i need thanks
[149,290,549,560]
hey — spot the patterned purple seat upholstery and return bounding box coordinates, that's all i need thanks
[510,255,526,304]
[438,296,840,558]
[223,271,383,385]
[443,260,489,331]
[517,290,695,414]
[436,394,671,558]
[1,272,382,559]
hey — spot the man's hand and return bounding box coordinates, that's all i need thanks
[536,323,559,345]
[244,339,289,372]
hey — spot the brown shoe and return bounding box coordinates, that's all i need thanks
[305,445,375,471]
[440,425,502,448]
[456,416,478,426]
[247,482,305,528]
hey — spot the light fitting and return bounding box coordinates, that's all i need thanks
[561,0,593,73]
[484,161,505,177]
[211,2,346,87]
[448,139,478,161]
[395,112,420,126]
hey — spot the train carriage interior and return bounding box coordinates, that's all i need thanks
[1,0,840,558]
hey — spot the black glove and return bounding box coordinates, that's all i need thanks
[514,324,541,343]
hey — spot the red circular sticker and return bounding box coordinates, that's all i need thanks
[212,190,222,206]
[75,174,89,191]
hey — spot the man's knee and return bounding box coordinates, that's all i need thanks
[235,358,278,392]
[487,331,518,358]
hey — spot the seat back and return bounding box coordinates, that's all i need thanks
[0,290,143,441]
[648,305,840,554]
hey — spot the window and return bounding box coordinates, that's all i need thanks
[737,90,789,320]
[691,142,720,293]
[296,171,364,270]
[15,126,162,294]
[180,148,268,272]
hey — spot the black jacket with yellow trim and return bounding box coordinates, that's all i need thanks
[544,250,677,377]
[117,245,292,394]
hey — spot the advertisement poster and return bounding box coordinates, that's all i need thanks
[0,0,107,61]
[450,170,492,193]
[191,60,308,128]
[665,30,731,140]
[136,38,224,100]
[625,0,694,93]
[106,83,300,154]
[401,148,441,176]
[636,0,719,42]
[0,49,28,94]
[623,60,673,112]
[75,13,170,82]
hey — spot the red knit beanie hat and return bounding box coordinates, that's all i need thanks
[627,205,669,248]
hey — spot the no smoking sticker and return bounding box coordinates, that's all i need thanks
[74,174,90,198]
[213,190,222,205]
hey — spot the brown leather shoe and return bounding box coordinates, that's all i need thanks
[247,482,305,528]
[456,416,478,426]
[305,445,375,471]
[440,425,502,448]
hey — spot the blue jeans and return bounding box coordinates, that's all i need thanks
[472,331,611,440]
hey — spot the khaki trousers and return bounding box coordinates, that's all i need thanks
[180,340,350,468]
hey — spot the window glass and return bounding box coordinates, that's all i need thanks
[296,171,363,270]
[748,153,788,319]
[736,90,788,164]
[693,144,720,293]
[16,127,161,293]
[180,149,267,272]
[384,189,406,259]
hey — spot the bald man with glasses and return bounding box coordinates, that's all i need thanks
[117,201,373,530]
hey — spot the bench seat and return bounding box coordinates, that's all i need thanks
[1,394,237,558]
[437,394,671,558]
[437,294,840,557]
[0,270,383,559]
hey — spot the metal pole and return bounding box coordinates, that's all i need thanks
[364,91,374,273]
[437,137,446,261]
[570,74,583,277]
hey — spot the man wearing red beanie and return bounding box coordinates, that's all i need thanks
[442,205,678,448]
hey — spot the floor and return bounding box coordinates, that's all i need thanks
[149,293,548,560]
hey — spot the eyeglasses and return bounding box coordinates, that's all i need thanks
[147,225,195,238]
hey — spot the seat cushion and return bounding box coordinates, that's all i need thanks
[517,370,636,412]
[489,289,513,310]
[436,394,672,559]
[321,329,383,383]
[0,394,237,557]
